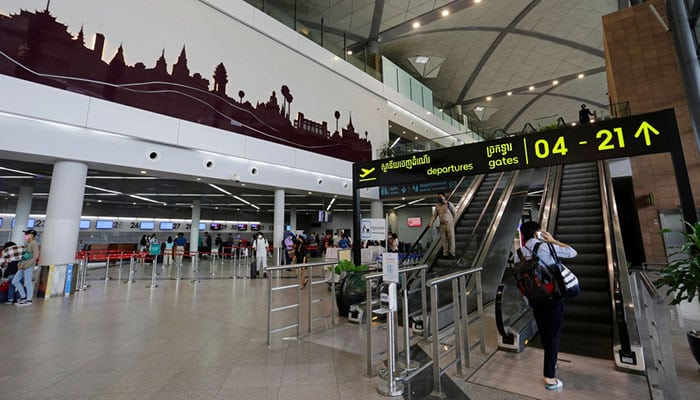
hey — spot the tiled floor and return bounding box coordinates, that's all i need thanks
[0,258,697,399]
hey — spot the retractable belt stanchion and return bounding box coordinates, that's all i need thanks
[146,257,158,288]
[103,253,111,281]
[191,252,201,283]
[176,252,183,280]
[377,282,404,397]
[76,256,88,292]
[126,254,135,284]
[117,252,124,282]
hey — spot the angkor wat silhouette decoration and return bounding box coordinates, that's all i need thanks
[0,6,372,162]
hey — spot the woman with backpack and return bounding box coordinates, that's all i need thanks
[517,221,576,391]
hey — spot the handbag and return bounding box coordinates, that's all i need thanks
[21,251,31,261]
[545,243,580,299]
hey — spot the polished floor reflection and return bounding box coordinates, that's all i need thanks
[0,259,697,399]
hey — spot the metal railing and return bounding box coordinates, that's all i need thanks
[632,271,680,400]
[362,264,429,377]
[266,260,338,345]
[426,267,486,399]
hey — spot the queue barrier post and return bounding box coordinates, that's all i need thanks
[146,257,158,289]
[103,253,111,281]
[191,251,201,283]
[377,282,404,397]
[126,254,136,284]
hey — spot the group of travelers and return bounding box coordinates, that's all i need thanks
[1,229,40,306]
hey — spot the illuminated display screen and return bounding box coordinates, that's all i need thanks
[96,220,113,230]
[139,221,155,230]
[79,220,90,229]
[159,222,174,230]
[12,218,35,228]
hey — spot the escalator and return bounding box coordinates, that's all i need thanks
[550,162,613,359]
[408,169,535,328]
[497,161,643,369]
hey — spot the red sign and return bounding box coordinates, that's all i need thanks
[407,217,422,227]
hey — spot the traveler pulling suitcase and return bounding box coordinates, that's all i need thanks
[250,261,258,279]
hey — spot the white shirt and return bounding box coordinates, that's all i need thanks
[517,238,577,265]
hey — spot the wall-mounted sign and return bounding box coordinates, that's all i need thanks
[379,179,459,198]
[354,109,676,188]
[407,217,422,228]
[360,218,386,241]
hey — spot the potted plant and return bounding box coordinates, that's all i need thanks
[332,260,370,317]
[654,221,700,365]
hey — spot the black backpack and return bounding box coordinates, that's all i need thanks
[513,242,558,304]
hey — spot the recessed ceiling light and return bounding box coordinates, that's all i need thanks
[572,122,577,126]
[528,86,535,91]
[402,197,406,200]
[474,0,482,3]
[507,91,512,96]
[346,50,353,55]
[486,96,492,101]
[402,130,406,133]
[438,108,443,112]
[308,192,312,195]
[414,136,418,140]
[552,80,559,85]
[412,21,421,28]
[196,177,201,181]
[140,170,147,174]
[578,73,585,79]
[441,10,450,17]
[415,55,430,64]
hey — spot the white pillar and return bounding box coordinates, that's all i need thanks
[273,189,285,265]
[290,208,297,233]
[11,186,34,243]
[189,200,201,254]
[42,161,87,266]
[370,200,383,219]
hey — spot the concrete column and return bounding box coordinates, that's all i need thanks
[290,208,297,233]
[370,200,383,219]
[273,189,285,265]
[42,161,87,266]
[667,0,700,156]
[11,186,34,243]
[189,200,201,254]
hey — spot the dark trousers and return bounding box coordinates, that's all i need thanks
[531,298,564,378]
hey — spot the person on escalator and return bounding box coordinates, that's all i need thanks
[428,192,456,259]
[517,221,577,391]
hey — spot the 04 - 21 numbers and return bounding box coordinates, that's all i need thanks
[534,128,626,160]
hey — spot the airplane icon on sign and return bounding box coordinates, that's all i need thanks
[359,168,376,180]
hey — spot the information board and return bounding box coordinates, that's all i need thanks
[354,109,676,188]
[360,218,386,241]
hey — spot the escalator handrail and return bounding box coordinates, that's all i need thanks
[454,172,508,265]
[470,170,524,270]
[598,160,640,360]
[495,282,513,340]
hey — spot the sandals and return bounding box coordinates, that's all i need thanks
[545,379,563,390]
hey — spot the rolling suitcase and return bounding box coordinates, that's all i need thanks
[250,261,258,279]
